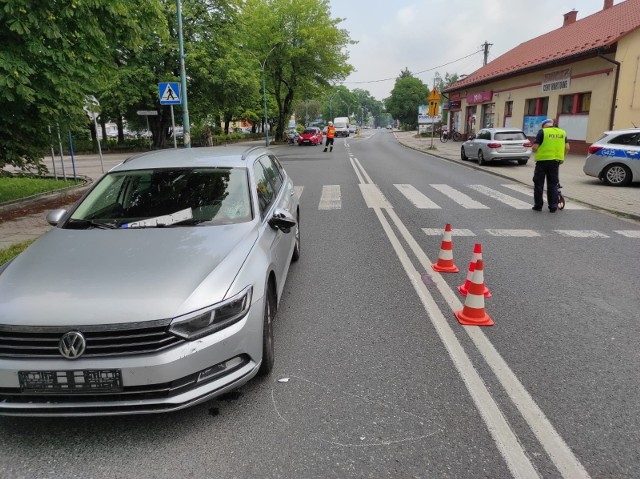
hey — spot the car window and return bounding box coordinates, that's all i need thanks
[478,130,490,140]
[254,160,277,218]
[259,155,283,192]
[69,167,252,225]
[495,131,527,141]
[609,133,640,146]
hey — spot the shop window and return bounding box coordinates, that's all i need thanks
[578,92,591,113]
[482,103,495,128]
[525,97,548,116]
[559,92,591,114]
[504,101,513,117]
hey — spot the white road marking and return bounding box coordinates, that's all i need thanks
[468,184,532,209]
[394,184,441,209]
[501,184,589,210]
[422,228,475,236]
[554,230,609,238]
[359,184,393,209]
[318,185,341,210]
[349,160,591,477]
[294,186,304,201]
[485,229,541,237]
[430,184,489,209]
[614,230,640,238]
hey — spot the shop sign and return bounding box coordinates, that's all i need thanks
[466,91,493,105]
[542,69,571,92]
[445,101,461,110]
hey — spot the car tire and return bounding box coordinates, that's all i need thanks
[292,209,300,261]
[461,147,468,161]
[258,284,275,376]
[478,150,486,165]
[518,159,528,165]
[602,164,632,186]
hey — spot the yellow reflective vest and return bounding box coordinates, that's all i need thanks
[535,127,567,162]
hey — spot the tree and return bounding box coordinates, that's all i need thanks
[238,0,354,142]
[384,69,429,131]
[0,0,164,171]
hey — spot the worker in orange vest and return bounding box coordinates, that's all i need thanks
[323,121,335,152]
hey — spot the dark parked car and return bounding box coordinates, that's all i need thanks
[461,128,532,165]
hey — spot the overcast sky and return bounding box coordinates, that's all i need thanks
[327,0,613,101]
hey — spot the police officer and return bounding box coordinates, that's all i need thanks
[323,121,335,152]
[531,119,569,212]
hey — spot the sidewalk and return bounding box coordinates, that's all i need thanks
[393,130,640,221]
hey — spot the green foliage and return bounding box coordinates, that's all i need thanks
[0,0,165,170]
[384,71,429,130]
[0,240,34,266]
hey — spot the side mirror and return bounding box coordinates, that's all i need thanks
[268,208,296,233]
[46,209,67,226]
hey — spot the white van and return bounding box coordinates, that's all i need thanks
[333,117,350,137]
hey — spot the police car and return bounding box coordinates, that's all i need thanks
[583,128,640,186]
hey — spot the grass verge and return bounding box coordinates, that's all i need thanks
[0,177,82,203]
[0,241,33,266]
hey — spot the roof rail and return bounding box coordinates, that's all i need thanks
[241,145,265,161]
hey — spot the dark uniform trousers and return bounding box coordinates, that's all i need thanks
[533,160,560,209]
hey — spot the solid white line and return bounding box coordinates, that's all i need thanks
[318,185,341,210]
[394,184,441,209]
[359,184,394,209]
[375,207,540,478]
[386,209,592,479]
[348,157,590,477]
[430,184,489,209]
[468,184,531,209]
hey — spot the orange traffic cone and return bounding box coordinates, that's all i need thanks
[432,224,459,273]
[455,259,494,326]
[458,243,491,297]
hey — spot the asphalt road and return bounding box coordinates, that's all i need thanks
[1,130,639,478]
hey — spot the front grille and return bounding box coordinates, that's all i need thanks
[0,355,251,415]
[0,319,184,358]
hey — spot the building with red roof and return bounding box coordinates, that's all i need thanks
[444,0,640,153]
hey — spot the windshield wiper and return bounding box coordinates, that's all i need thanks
[67,219,119,230]
[121,208,194,229]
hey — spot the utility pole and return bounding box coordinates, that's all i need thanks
[177,0,191,148]
[482,41,493,66]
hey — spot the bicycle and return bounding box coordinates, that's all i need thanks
[440,127,462,143]
[557,183,565,210]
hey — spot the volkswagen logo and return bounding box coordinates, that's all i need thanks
[59,331,87,359]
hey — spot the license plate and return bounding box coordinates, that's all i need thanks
[19,369,123,394]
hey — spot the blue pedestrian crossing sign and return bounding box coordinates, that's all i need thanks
[158,82,181,105]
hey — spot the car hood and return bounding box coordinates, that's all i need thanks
[0,224,258,326]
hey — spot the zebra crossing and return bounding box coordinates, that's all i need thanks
[292,183,640,239]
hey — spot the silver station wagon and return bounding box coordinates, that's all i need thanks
[0,145,300,416]
[461,128,532,165]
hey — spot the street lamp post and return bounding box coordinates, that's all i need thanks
[245,45,278,146]
[176,0,191,148]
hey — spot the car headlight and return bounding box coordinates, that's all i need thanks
[169,286,253,340]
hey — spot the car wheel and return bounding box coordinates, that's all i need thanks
[461,147,468,161]
[602,164,632,186]
[292,209,300,261]
[258,284,275,376]
[478,150,486,165]
[518,159,528,165]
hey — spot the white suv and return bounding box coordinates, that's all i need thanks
[583,128,640,186]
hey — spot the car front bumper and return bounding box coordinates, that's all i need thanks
[0,297,265,417]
